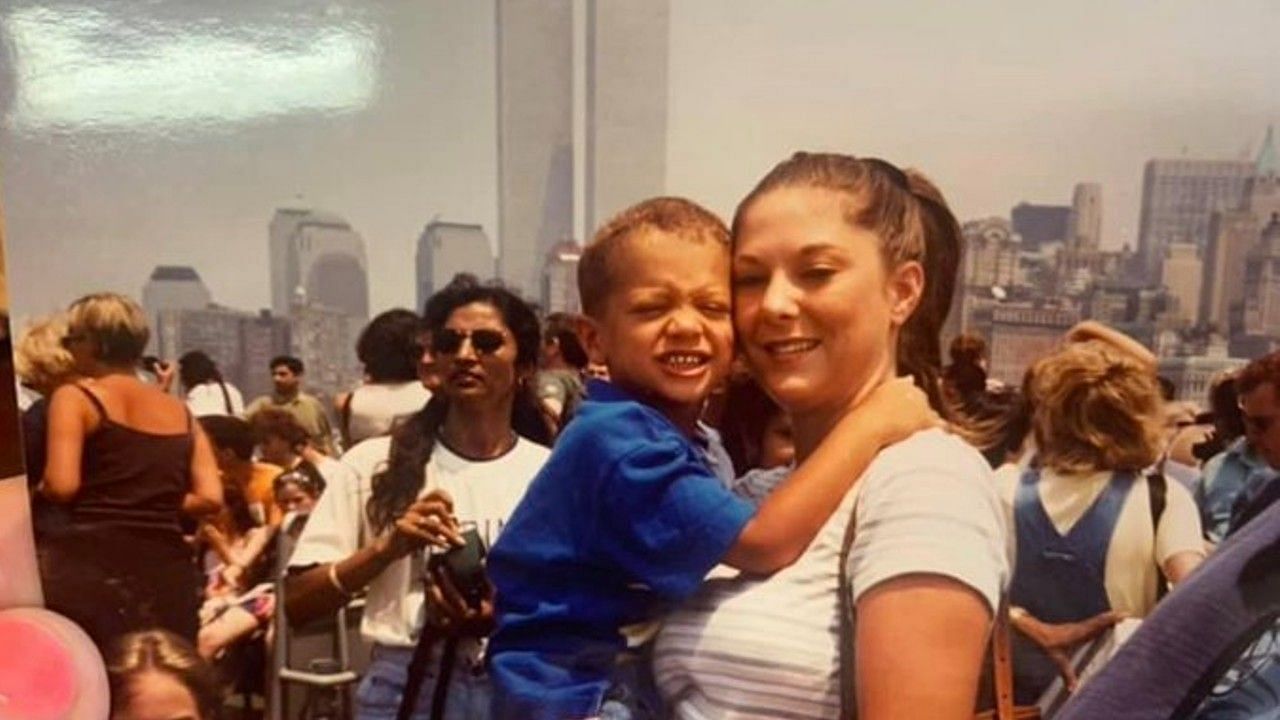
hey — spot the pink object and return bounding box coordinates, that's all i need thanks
[0,608,109,720]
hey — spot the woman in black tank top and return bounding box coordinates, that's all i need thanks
[37,293,223,655]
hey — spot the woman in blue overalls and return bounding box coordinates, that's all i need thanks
[997,340,1207,704]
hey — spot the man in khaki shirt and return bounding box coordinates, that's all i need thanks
[244,355,336,456]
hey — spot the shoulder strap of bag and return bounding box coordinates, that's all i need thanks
[218,380,233,415]
[838,501,859,719]
[340,390,355,448]
[395,596,445,720]
[1148,470,1169,601]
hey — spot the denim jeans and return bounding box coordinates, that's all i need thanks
[355,644,493,720]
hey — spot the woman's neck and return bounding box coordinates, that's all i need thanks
[83,362,135,380]
[791,355,897,462]
[439,401,516,459]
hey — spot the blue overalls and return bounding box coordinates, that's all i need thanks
[1009,467,1135,705]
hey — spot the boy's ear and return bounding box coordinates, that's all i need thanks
[576,314,608,366]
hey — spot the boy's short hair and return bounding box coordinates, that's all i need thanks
[578,197,729,319]
[199,415,255,461]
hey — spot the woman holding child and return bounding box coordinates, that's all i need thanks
[652,153,1008,718]
[285,280,551,719]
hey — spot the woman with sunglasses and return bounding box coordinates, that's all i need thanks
[285,279,552,719]
[39,292,223,655]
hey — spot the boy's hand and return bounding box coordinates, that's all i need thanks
[857,377,941,449]
[381,490,463,559]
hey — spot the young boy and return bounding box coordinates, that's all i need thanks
[487,197,934,719]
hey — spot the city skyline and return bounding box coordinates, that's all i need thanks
[1,0,1279,324]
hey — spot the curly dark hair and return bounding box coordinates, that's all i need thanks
[357,309,422,383]
[367,281,552,533]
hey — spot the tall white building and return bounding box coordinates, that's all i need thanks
[1066,182,1102,251]
[268,208,369,321]
[495,0,574,301]
[416,221,497,310]
[494,0,670,298]
[1160,242,1203,325]
[583,0,669,236]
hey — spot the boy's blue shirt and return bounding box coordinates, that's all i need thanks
[487,379,755,719]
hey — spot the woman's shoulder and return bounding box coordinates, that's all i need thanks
[873,427,993,477]
[339,435,394,476]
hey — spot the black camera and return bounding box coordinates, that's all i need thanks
[141,355,163,374]
[426,525,488,610]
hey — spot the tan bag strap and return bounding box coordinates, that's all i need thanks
[992,595,1016,720]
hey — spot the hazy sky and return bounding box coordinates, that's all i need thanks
[2,0,1278,323]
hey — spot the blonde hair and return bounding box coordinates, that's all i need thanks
[107,630,220,719]
[66,292,150,365]
[578,196,729,319]
[13,314,75,393]
[1029,340,1163,474]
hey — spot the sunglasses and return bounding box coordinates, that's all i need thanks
[431,328,506,356]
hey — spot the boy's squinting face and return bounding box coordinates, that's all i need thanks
[588,230,733,419]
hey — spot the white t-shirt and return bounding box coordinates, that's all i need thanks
[288,434,549,652]
[993,463,1206,617]
[343,382,431,445]
[186,381,245,417]
[653,429,1008,719]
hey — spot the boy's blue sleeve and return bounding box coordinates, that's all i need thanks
[596,435,755,599]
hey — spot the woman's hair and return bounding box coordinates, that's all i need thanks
[178,350,222,390]
[13,314,75,393]
[198,415,255,461]
[1029,340,1164,474]
[718,372,787,476]
[356,308,422,383]
[65,292,150,366]
[249,407,309,449]
[367,281,551,533]
[544,312,589,370]
[731,152,964,414]
[107,629,221,720]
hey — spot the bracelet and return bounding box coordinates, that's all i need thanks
[327,562,354,597]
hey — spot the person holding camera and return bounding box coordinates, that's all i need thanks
[285,280,551,720]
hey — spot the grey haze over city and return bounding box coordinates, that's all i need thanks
[1,0,1278,322]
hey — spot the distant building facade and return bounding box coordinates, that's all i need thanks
[1136,158,1253,281]
[495,0,574,300]
[141,265,211,351]
[583,0,670,236]
[1160,242,1203,325]
[153,305,290,400]
[542,240,583,314]
[268,208,370,322]
[416,221,497,310]
[1010,202,1070,251]
[985,303,1080,385]
[1066,182,1102,251]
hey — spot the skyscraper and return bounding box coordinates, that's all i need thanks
[141,265,212,352]
[1136,158,1253,281]
[1066,182,1102,251]
[1010,203,1070,251]
[416,221,497,310]
[495,0,574,301]
[268,208,369,320]
[1240,214,1280,339]
[1160,242,1203,325]
[583,0,669,236]
[1202,127,1280,329]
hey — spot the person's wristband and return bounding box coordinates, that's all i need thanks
[328,562,354,597]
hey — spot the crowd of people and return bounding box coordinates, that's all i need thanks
[9,150,1279,719]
